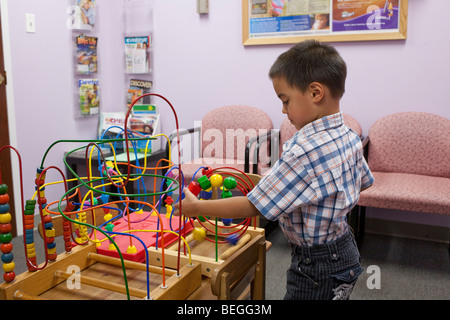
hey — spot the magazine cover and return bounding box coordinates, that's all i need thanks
[79,79,100,116]
[73,0,97,30]
[98,112,126,152]
[127,79,153,108]
[125,36,150,74]
[76,34,98,74]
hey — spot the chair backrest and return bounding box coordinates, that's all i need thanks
[279,112,362,154]
[367,112,450,178]
[201,105,273,161]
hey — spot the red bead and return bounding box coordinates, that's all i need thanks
[0,223,11,233]
[3,271,15,283]
[43,215,52,224]
[188,181,202,196]
[0,194,9,205]
[37,197,47,205]
[1,243,13,254]
[46,237,55,244]
[48,253,57,261]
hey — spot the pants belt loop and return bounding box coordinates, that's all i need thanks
[302,246,312,264]
[328,240,339,261]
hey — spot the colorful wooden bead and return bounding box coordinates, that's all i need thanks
[0,224,11,233]
[226,233,240,245]
[223,177,237,190]
[2,261,15,273]
[0,184,7,195]
[193,227,206,241]
[197,175,211,190]
[3,271,15,283]
[1,252,13,263]
[0,193,9,204]
[222,218,233,226]
[0,213,11,224]
[188,181,202,196]
[1,243,13,254]
[210,174,223,188]
[0,233,12,244]
[0,204,9,214]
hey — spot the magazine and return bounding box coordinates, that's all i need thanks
[76,34,98,74]
[73,0,97,30]
[125,36,150,74]
[127,79,153,107]
[79,79,100,116]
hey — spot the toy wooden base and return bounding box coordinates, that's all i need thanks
[0,223,267,300]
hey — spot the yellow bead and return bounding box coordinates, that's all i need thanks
[193,227,206,242]
[209,174,223,188]
[3,262,15,273]
[104,213,113,221]
[0,213,11,224]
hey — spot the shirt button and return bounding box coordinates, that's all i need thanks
[350,270,355,277]
[332,253,337,259]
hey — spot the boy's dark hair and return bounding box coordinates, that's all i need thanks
[269,40,347,99]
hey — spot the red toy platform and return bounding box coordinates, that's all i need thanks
[95,211,193,262]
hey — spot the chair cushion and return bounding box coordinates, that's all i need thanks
[367,112,450,178]
[358,171,450,215]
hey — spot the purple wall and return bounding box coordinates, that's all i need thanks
[4,0,450,233]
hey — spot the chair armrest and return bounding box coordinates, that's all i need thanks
[245,129,279,174]
[165,127,197,162]
[361,135,369,160]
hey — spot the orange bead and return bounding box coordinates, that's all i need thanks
[0,194,9,205]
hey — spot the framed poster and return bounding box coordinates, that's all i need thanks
[243,0,408,45]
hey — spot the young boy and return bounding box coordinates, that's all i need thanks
[174,40,374,300]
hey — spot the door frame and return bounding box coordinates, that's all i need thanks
[1,0,21,236]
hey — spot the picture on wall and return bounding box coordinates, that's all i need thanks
[243,0,408,45]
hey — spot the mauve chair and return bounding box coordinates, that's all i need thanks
[166,105,273,184]
[352,112,450,242]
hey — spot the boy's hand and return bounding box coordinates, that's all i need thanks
[173,188,198,218]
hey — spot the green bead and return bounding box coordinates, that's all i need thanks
[0,233,12,244]
[0,184,8,195]
[105,223,114,232]
[221,190,233,198]
[223,177,237,190]
[197,175,211,190]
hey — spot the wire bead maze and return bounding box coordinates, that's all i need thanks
[0,93,259,300]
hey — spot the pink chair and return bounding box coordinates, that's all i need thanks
[167,105,273,183]
[354,112,450,241]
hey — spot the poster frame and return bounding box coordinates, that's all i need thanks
[242,0,408,45]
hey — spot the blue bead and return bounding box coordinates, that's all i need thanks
[0,204,10,214]
[47,242,56,249]
[222,218,233,226]
[1,252,13,263]
[226,234,239,245]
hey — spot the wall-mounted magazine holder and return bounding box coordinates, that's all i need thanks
[69,0,101,119]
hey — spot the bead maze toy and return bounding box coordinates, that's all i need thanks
[0,93,267,300]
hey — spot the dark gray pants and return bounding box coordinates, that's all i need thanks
[284,231,363,300]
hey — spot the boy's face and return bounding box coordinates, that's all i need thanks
[272,77,319,130]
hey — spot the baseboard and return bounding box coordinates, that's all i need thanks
[365,217,450,243]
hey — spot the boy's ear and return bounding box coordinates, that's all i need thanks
[309,82,324,101]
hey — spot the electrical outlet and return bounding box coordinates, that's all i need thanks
[26,13,35,33]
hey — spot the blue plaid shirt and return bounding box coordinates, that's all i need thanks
[248,112,374,246]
